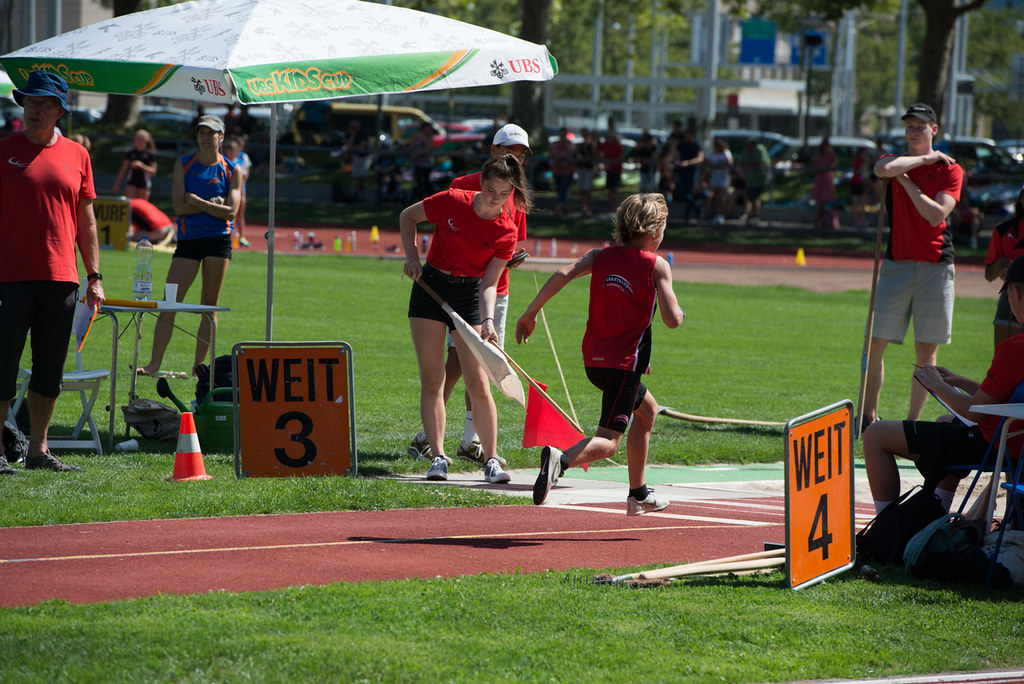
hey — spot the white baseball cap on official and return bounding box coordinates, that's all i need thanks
[492,123,531,152]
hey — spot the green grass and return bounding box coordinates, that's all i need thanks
[1,571,1021,683]
[3,249,1021,683]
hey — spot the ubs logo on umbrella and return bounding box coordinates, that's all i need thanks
[489,60,508,79]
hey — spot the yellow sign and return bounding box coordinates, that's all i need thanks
[784,401,855,589]
[234,343,356,478]
[93,196,130,251]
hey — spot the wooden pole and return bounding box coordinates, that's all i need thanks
[610,548,786,583]
[856,198,887,439]
[658,407,785,428]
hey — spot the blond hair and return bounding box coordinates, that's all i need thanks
[613,193,667,245]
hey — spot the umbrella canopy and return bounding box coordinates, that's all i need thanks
[0,0,556,103]
[0,0,557,339]
[0,70,12,96]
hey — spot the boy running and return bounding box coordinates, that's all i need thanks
[515,193,685,514]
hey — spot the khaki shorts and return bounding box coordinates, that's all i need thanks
[871,260,954,345]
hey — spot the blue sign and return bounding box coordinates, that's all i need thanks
[739,18,777,65]
[790,30,828,67]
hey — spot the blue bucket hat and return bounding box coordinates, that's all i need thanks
[13,71,70,114]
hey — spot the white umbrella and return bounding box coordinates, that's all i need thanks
[0,0,556,338]
[0,69,12,97]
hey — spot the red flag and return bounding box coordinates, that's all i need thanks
[522,380,585,450]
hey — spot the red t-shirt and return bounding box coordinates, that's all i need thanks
[450,171,526,296]
[423,188,517,278]
[883,155,963,264]
[0,134,96,284]
[599,139,625,174]
[980,332,1024,448]
[985,217,1024,268]
[582,247,658,372]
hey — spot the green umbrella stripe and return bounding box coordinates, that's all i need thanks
[403,49,476,91]
[138,64,180,95]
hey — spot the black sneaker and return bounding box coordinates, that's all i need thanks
[532,446,563,505]
[25,451,82,473]
[0,453,14,475]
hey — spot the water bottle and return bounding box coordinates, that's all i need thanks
[133,236,153,301]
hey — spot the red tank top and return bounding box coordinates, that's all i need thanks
[582,246,658,372]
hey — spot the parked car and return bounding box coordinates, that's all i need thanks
[998,139,1024,163]
[886,133,1022,180]
[771,135,879,176]
[711,128,788,155]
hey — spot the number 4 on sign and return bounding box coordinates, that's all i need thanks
[807,494,833,560]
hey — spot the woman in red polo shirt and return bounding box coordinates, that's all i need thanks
[400,155,532,483]
[985,187,1024,347]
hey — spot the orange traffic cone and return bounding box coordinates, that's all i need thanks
[166,412,213,482]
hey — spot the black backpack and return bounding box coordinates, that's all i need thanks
[856,487,946,565]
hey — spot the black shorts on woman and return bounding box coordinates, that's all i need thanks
[408,263,481,330]
[173,235,233,261]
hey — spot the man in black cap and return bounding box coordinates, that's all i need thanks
[0,71,103,474]
[862,103,964,438]
[864,254,1024,514]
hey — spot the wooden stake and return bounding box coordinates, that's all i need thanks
[658,407,785,428]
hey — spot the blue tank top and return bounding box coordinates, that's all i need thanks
[177,153,236,239]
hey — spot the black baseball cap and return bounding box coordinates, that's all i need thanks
[902,103,937,125]
[1001,255,1024,293]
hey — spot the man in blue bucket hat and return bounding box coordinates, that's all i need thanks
[0,71,104,474]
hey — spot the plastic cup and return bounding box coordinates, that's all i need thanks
[164,283,178,303]
[115,438,139,452]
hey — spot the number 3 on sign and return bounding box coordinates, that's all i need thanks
[275,411,317,468]
[784,401,854,589]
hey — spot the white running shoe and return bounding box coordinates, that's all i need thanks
[626,490,670,516]
[484,457,511,484]
[426,456,448,481]
[456,440,506,468]
[408,434,451,465]
[533,446,563,505]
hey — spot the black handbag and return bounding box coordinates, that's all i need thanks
[855,486,946,565]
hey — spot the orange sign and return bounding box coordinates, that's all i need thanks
[784,401,854,589]
[234,343,356,477]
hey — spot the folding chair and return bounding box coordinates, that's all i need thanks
[986,450,1024,585]
[954,380,1024,527]
[6,296,110,454]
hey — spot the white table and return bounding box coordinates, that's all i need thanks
[968,403,1024,528]
[99,300,229,449]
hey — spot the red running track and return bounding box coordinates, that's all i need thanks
[0,498,793,607]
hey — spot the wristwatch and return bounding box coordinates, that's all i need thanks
[86,273,102,282]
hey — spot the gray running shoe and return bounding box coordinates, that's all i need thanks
[426,456,448,481]
[626,490,670,516]
[0,453,14,475]
[456,440,507,468]
[25,451,82,473]
[409,434,451,465]
[532,446,563,505]
[483,457,511,484]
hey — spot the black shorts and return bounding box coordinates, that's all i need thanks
[173,235,233,261]
[903,419,989,485]
[849,182,866,196]
[585,366,648,434]
[408,263,480,330]
[0,281,77,400]
[605,171,622,189]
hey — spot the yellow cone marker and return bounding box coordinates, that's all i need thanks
[796,248,806,266]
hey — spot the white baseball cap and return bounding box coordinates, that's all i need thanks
[492,123,531,152]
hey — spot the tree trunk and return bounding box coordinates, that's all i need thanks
[99,0,147,129]
[914,0,987,127]
[512,0,552,149]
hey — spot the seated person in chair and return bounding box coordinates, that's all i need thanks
[863,255,1024,514]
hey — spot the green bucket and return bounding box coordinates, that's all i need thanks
[193,387,235,452]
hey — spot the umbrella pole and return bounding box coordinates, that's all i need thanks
[266,104,277,341]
